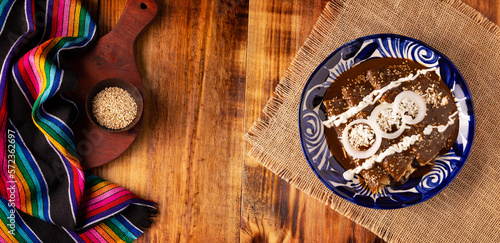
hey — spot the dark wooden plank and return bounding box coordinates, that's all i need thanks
[132,0,248,241]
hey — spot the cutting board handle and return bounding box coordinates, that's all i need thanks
[106,0,158,45]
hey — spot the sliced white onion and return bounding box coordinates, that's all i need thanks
[341,119,382,159]
[369,103,407,139]
[393,91,427,125]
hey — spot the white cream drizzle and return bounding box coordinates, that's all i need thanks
[342,111,459,181]
[323,68,438,128]
[343,134,421,180]
[423,111,459,135]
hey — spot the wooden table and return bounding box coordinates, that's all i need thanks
[81,0,499,242]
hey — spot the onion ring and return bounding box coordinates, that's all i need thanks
[369,103,406,139]
[393,91,427,125]
[341,119,382,159]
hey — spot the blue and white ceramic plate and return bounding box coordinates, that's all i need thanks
[298,34,475,209]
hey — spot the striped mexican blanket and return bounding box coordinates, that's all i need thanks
[0,0,156,242]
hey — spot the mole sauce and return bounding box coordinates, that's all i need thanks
[323,58,459,179]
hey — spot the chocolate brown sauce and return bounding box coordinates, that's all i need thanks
[323,58,459,179]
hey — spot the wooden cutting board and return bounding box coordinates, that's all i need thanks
[69,0,157,169]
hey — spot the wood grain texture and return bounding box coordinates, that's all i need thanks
[78,0,499,242]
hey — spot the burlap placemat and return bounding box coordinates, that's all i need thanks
[245,0,500,242]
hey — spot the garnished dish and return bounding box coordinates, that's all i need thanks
[298,34,474,209]
[322,58,458,194]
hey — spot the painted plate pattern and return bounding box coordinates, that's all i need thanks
[298,34,475,209]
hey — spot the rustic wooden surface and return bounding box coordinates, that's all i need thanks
[80,0,499,242]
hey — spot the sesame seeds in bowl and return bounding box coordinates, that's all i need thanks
[86,79,144,133]
[92,87,138,130]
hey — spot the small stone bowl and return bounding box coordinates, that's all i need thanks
[85,78,144,133]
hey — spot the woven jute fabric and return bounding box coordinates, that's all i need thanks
[244,0,500,242]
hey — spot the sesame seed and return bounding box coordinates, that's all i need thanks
[92,87,138,130]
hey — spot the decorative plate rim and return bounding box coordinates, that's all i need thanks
[298,33,475,209]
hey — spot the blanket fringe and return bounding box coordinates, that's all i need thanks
[137,206,158,232]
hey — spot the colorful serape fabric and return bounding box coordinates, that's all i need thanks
[0,0,157,242]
